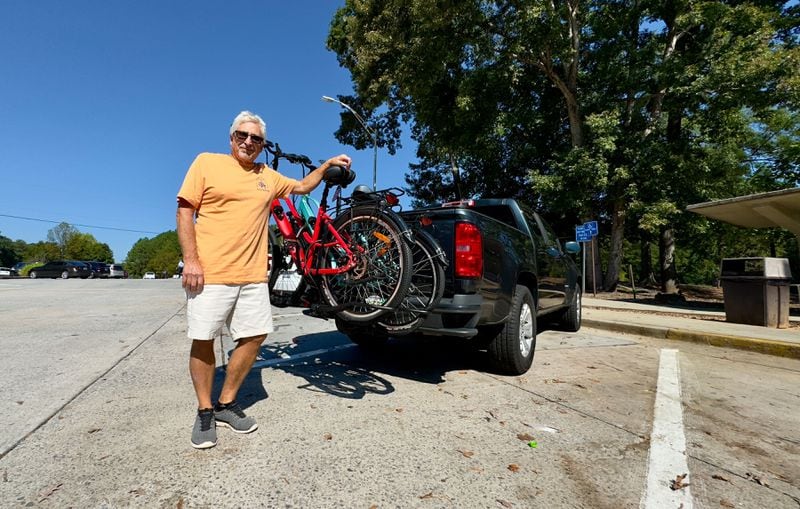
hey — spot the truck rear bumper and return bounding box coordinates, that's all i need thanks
[417,294,483,338]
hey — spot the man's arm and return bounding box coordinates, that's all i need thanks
[291,154,352,195]
[176,199,204,292]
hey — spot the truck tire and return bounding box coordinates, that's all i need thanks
[487,285,536,375]
[558,286,582,332]
[335,317,389,349]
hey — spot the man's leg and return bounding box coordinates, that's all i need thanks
[218,334,266,404]
[189,339,218,449]
[213,283,271,434]
[189,339,216,409]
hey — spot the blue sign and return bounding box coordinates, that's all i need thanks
[585,221,598,236]
[575,225,592,242]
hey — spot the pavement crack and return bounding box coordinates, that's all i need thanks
[689,454,800,506]
[0,303,187,461]
[482,373,645,440]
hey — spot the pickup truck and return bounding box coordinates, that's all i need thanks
[335,198,582,375]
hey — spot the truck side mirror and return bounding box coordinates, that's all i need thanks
[564,241,580,254]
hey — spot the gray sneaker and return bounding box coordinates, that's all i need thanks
[191,409,217,449]
[214,401,258,433]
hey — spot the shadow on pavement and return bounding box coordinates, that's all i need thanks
[239,330,499,401]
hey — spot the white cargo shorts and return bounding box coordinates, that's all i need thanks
[186,283,273,340]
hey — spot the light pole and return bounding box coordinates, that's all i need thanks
[322,95,378,190]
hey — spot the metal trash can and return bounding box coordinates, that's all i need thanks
[720,257,793,328]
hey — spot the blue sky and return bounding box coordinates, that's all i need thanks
[0,1,416,262]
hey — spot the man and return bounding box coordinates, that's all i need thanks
[177,111,351,449]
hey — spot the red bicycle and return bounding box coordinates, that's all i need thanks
[264,141,413,322]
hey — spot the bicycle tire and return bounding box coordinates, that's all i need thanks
[319,206,413,322]
[377,229,446,334]
[268,228,287,293]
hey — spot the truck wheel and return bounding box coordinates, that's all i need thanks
[335,317,389,349]
[487,285,536,375]
[558,286,582,332]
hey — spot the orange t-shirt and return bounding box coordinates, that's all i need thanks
[177,152,298,284]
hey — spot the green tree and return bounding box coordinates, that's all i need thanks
[65,232,114,262]
[46,222,79,257]
[124,231,181,278]
[0,234,21,267]
[23,241,60,262]
[328,0,800,292]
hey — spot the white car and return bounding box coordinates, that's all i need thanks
[143,272,156,279]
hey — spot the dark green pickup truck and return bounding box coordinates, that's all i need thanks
[337,198,582,375]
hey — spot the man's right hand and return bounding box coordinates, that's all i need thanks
[181,259,204,293]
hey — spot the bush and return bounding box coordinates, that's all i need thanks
[19,262,43,277]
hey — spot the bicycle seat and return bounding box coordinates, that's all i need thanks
[323,165,356,187]
[351,185,380,204]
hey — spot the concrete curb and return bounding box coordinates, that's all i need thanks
[583,318,800,360]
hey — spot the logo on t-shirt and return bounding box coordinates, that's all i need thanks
[257,179,268,192]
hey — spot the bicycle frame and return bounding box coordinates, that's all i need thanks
[270,183,362,277]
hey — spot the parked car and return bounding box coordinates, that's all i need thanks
[109,264,127,278]
[13,261,29,273]
[143,272,156,279]
[0,267,16,277]
[28,261,92,279]
[83,261,110,278]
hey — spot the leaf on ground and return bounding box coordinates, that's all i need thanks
[574,384,587,389]
[129,488,145,496]
[712,474,730,483]
[546,379,567,384]
[587,366,597,369]
[719,499,735,508]
[517,433,535,441]
[507,464,520,472]
[369,505,378,509]
[419,491,435,499]
[527,441,538,448]
[487,410,499,420]
[457,449,474,458]
[395,408,403,413]
[496,499,514,508]
[323,433,333,441]
[88,428,101,434]
[15,401,23,405]
[745,472,769,487]
[670,473,690,491]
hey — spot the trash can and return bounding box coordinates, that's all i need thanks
[720,257,792,328]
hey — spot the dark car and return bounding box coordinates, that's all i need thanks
[83,261,110,279]
[28,261,92,279]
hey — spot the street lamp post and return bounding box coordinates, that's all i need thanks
[322,95,378,190]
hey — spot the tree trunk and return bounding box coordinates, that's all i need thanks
[660,228,678,294]
[640,241,657,287]
[603,199,627,291]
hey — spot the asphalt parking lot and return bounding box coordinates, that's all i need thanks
[0,279,798,508]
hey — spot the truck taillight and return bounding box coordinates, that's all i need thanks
[455,222,482,278]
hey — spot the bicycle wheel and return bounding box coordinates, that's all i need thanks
[319,206,413,322]
[268,228,288,293]
[377,230,446,335]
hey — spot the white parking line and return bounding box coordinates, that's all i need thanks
[642,348,693,509]
[251,343,356,369]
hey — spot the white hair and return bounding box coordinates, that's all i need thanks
[230,111,266,138]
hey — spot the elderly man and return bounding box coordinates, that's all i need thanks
[177,111,351,449]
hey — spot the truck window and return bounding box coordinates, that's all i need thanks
[472,205,521,231]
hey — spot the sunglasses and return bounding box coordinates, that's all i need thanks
[232,130,265,144]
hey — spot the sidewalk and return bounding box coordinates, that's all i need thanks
[582,297,800,359]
